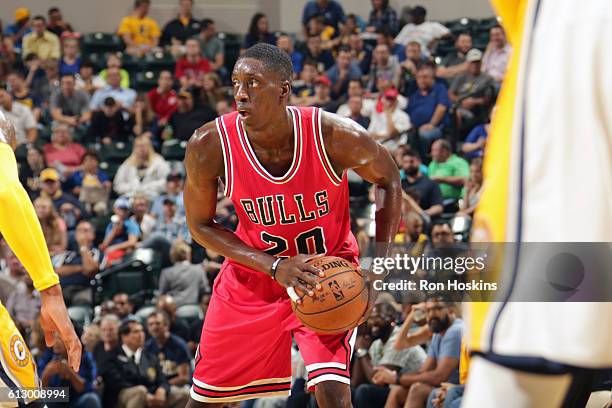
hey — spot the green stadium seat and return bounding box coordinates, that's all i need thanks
[161,140,187,162]
[134,71,159,93]
[68,305,93,328]
[99,161,121,180]
[176,304,202,325]
[143,51,176,72]
[83,52,106,71]
[81,32,124,54]
[99,141,132,162]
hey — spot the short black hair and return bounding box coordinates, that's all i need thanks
[83,149,99,161]
[134,0,151,8]
[60,73,75,81]
[431,219,452,231]
[201,18,214,29]
[33,15,46,23]
[80,60,95,69]
[403,147,421,161]
[118,319,142,339]
[238,43,293,82]
[48,7,60,15]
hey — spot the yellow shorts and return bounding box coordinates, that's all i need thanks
[0,303,39,407]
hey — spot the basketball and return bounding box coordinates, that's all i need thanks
[292,256,369,334]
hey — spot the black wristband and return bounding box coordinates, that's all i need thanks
[270,258,283,280]
[396,370,401,385]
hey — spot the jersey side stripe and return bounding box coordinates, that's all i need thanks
[216,117,233,198]
[312,107,342,186]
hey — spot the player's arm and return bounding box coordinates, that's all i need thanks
[184,122,323,297]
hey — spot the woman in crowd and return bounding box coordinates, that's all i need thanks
[113,135,170,199]
[197,72,227,114]
[241,13,276,51]
[459,157,483,217]
[366,0,399,35]
[19,145,47,198]
[33,196,68,256]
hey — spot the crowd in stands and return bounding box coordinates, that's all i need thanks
[3,0,578,407]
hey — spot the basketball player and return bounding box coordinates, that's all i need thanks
[463,0,612,407]
[183,44,401,407]
[0,112,81,406]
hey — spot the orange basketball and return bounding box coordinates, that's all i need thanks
[292,256,369,334]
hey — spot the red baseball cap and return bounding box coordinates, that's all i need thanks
[316,75,331,87]
[384,87,399,99]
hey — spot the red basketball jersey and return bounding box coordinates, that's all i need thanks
[215,106,359,265]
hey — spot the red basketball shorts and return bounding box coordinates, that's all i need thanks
[190,261,357,403]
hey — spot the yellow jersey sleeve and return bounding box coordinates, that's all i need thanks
[0,143,59,292]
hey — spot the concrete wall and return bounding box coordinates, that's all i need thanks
[0,0,493,36]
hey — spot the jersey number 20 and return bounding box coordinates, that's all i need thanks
[261,227,326,257]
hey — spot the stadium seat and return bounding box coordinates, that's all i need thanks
[99,161,121,180]
[161,140,187,162]
[99,141,132,162]
[68,305,93,328]
[176,304,202,325]
[134,305,157,324]
[219,32,242,75]
[143,51,176,72]
[83,52,106,70]
[81,32,124,55]
[134,71,159,93]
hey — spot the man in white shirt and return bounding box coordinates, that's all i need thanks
[0,87,38,146]
[395,6,450,55]
[368,87,411,151]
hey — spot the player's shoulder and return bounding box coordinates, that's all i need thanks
[184,118,224,179]
[319,109,378,167]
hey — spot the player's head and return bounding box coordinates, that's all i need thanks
[425,295,455,333]
[119,320,145,350]
[367,302,398,341]
[233,43,293,126]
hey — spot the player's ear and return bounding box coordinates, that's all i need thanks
[280,80,291,98]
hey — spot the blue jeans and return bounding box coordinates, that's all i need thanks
[418,126,443,145]
[426,385,464,408]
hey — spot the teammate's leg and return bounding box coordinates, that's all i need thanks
[315,381,351,408]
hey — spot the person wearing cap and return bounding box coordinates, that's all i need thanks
[151,172,186,220]
[0,86,38,146]
[448,48,495,128]
[38,167,85,230]
[4,8,32,51]
[312,74,341,113]
[99,197,141,258]
[167,90,215,141]
[325,45,363,99]
[394,5,450,55]
[368,87,412,151]
[22,15,61,61]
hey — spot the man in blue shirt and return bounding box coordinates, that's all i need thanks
[325,46,363,99]
[38,336,102,408]
[89,67,137,112]
[302,0,345,38]
[99,197,141,256]
[372,298,463,408]
[4,8,32,52]
[406,63,450,148]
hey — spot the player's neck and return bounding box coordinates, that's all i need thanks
[244,108,293,150]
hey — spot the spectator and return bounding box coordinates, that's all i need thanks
[99,198,140,260]
[93,314,120,368]
[367,0,399,35]
[436,32,472,81]
[167,90,215,142]
[301,34,335,72]
[402,211,428,248]
[81,323,101,354]
[195,72,226,114]
[458,158,483,217]
[75,60,104,96]
[90,67,137,111]
[335,79,366,116]
[38,167,85,218]
[133,95,157,137]
[352,303,427,408]
[147,70,178,127]
[59,37,81,76]
[429,139,469,201]
[345,95,371,129]
[175,39,211,90]
[159,241,209,306]
[368,87,411,150]
[461,119,489,160]
[326,45,363,99]
[481,25,511,84]
[43,123,86,176]
[145,311,192,389]
[22,15,61,61]
[406,63,450,147]
[54,220,103,306]
[398,41,428,90]
[7,71,41,118]
[332,13,359,49]
[0,86,37,146]
[67,151,111,215]
[372,298,463,408]
[98,53,131,89]
[113,293,136,321]
[86,96,131,145]
[118,0,161,57]
[0,245,26,305]
[151,172,185,220]
[51,73,91,129]
[38,335,102,408]
[349,32,374,75]
[367,43,401,91]
[19,145,47,198]
[161,0,202,46]
[156,295,191,341]
[0,30,16,74]
[311,75,340,112]
[277,34,304,75]
[377,27,406,63]
[140,197,191,266]
[123,196,154,244]
[46,7,73,38]
[4,7,31,52]
[394,6,450,54]
[448,49,495,127]
[33,196,68,255]
[400,149,443,217]
[198,19,225,73]
[301,0,345,38]
[187,293,211,354]
[36,57,62,104]
[101,320,187,408]
[215,99,233,115]
[241,13,277,51]
[114,135,171,198]
[5,275,40,333]
[291,59,318,105]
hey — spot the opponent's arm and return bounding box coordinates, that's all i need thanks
[184,123,322,297]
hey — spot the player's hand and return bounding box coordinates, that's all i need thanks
[372,366,395,385]
[274,254,325,303]
[39,284,82,372]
